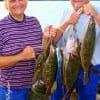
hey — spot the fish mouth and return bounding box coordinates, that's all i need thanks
[69,52,78,59]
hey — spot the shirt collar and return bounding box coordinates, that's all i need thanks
[8,13,26,23]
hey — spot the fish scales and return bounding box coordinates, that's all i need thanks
[80,16,96,85]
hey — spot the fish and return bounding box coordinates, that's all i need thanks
[80,16,96,85]
[42,43,58,97]
[28,80,47,100]
[32,37,51,84]
[28,37,51,100]
[61,35,81,100]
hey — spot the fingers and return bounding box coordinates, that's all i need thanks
[21,46,36,60]
[26,46,36,58]
[70,13,80,25]
[44,25,52,33]
[69,8,83,25]
[50,27,57,38]
[44,25,57,39]
[32,48,36,58]
[76,7,83,15]
[43,25,53,38]
[83,3,94,16]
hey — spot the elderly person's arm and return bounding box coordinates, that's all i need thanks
[53,8,83,44]
[0,46,35,68]
[43,8,83,45]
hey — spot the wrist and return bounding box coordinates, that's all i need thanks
[58,20,70,33]
[57,27,65,33]
[65,19,71,25]
[16,53,25,61]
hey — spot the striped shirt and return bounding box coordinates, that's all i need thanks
[0,14,43,89]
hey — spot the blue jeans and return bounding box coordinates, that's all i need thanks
[76,64,100,100]
[51,63,100,100]
[0,87,30,100]
[51,59,67,100]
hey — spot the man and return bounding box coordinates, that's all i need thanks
[44,0,100,100]
[0,0,43,99]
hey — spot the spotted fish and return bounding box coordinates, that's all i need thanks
[28,36,51,100]
[42,42,58,97]
[61,35,81,100]
[80,16,96,85]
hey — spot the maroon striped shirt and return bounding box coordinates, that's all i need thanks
[0,14,43,89]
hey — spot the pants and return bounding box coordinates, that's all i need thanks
[76,64,100,100]
[51,60,65,100]
[0,87,30,100]
[51,63,100,100]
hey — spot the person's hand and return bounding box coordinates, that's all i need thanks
[83,3,97,17]
[43,25,57,38]
[49,27,57,38]
[43,25,52,39]
[67,8,83,25]
[19,46,36,60]
[43,25,57,46]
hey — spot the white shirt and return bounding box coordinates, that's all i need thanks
[57,4,100,65]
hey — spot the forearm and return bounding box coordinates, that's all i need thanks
[53,20,70,44]
[0,53,23,68]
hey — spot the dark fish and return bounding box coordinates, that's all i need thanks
[61,35,81,100]
[32,38,51,84]
[42,43,58,97]
[28,37,51,100]
[28,80,47,100]
[80,16,96,85]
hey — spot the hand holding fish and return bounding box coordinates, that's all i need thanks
[83,3,97,16]
[67,8,83,25]
[43,25,57,38]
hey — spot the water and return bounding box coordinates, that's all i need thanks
[0,1,100,29]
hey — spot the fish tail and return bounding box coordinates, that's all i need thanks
[62,89,72,100]
[45,87,51,97]
[62,92,67,100]
[83,71,89,85]
[44,95,50,100]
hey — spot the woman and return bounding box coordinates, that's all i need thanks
[0,0,43,99]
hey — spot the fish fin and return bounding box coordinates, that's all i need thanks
[83,71,89,85]
[51,81,57,93]
[44,82,57,96]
